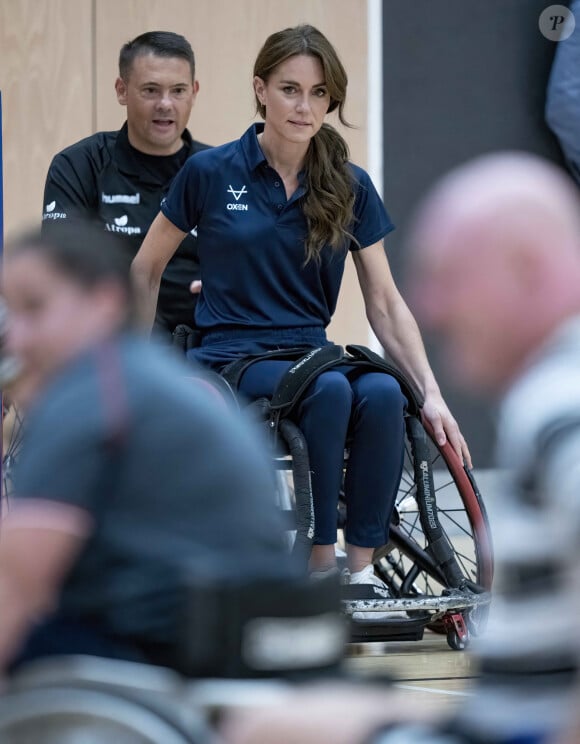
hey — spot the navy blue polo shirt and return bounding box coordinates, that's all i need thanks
[161,123,394,336]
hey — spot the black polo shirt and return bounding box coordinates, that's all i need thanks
[42,123,209,333]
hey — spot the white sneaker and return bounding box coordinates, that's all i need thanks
[346,565,407,621]
[349,564,389,589]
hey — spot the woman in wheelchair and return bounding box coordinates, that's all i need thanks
[133,24,470,607]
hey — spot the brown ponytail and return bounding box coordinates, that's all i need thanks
[303,123,356,263]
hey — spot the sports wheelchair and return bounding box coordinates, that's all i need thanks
[0,340,493,743]
[177,333,493,652]
[0,335,493,651]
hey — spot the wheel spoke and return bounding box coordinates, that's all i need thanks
[374,421,491,624]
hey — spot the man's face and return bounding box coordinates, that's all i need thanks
[115,53,198,156]
[3,253,117,392]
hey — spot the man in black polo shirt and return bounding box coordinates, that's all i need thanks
[41,31,208,339]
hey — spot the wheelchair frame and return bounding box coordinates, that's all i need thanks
[0,342,494,652]
[230,343,493,652]
[272,406,492,651]
[1,397,22,506]
[0,354,495,740]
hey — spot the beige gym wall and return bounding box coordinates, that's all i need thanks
[0,0,373,343]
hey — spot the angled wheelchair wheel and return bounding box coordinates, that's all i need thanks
[372,413,493,634]
[2,399,23,507]
[0,686,209,744]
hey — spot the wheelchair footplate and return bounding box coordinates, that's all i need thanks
[343,588,492,647]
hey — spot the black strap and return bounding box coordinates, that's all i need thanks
[345,345,423,414]
[220,343,424,420]
[220,346,317,391]
[91,343,130,522]
[269,345,345,416]
[96,342,129,451]
[172,324,201,353]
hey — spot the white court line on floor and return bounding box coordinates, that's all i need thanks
[395,684,474,697]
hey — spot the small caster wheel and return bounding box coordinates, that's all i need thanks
[443,612,470,650]
[447,628,469,650]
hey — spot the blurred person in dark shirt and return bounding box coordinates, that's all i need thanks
[0,223,297,676]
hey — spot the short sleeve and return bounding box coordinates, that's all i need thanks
[349,166,395,250]
[42,151,98,229]
[12,379,110,516]
[545,0,580,184]
[160,155,205,233]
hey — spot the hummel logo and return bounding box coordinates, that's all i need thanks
[227,185,248,201]
[102,192,140,205]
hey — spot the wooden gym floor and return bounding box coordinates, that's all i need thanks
[346,632,476,715]
[343,470,502,715]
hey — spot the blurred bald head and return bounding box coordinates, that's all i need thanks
[408,152,580,393]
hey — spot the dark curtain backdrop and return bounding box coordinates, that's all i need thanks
[382,0,568,465]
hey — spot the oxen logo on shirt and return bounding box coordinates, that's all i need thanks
[226,184,249,211]
[227,185,247,201]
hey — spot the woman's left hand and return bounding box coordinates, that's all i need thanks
[421,392,472,469]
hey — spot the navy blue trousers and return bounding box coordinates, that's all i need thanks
[239,362,406,547]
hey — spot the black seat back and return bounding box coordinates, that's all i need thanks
[175,572,346,679]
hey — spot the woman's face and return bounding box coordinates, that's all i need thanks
[254,54,331,146]
[2,252,122,393]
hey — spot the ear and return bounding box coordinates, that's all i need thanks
[91,281,130,333]
[191,79,200,103]
[253,76,266,105]
[115,77,128,106]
